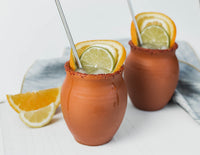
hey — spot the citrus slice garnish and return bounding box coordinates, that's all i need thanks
[69,40,126,73]
[80,46,115,74]
[90,44,118,64]
[19,102,56,128]
[6,87,60,113]
[131,12,176,47]
[141,25,170,49]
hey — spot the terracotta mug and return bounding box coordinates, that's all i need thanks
[61,61,127,146]
[124,41,179,111]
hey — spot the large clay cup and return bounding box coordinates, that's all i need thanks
[124,41,179,111]
[61,62,127,146]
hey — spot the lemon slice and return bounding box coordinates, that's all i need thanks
[141,25,170,49]
[80,46,115,74]
[19,102,56,128]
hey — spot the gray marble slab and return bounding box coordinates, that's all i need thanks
[21,39,200,124]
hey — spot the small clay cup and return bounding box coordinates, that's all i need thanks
[124,41,179,111]
[61,61,127,146]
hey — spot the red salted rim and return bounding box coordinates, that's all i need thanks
[64,61,124,80]
[129,40,178,55]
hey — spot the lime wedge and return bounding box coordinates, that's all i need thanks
[141,25,170,49]
[80,46,115,74]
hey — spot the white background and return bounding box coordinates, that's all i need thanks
[0,0,200,155]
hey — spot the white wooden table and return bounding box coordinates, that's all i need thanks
[0,0,200,154]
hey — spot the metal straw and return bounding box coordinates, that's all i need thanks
[127,0,143,46]
[55,0,82,68]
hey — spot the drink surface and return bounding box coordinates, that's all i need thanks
[76,68,109,74]
[141,43,168,50]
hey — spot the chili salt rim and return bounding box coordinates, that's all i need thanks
[64,61,124,80]
[129,40,178,55]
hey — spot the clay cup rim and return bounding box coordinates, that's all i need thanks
[129,40,178,55]
[64,61,124,80]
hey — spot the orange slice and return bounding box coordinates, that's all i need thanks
[6,87,61,113]
[69,40,126,73]
[131,12,176,47]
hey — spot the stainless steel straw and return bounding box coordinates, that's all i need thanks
[55,0,82,68]
[127,0,143,46]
